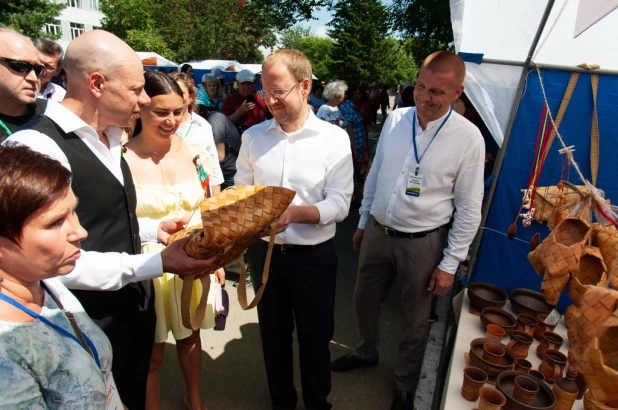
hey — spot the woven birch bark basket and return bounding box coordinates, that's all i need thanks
[168,186,296,330]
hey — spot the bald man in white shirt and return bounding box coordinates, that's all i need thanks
[235,49,353,410]
[331,51,485,410]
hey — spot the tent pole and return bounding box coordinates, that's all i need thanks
[482,58,618,76]
[466,0,557,281]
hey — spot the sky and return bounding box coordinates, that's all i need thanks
[305,7,332,38]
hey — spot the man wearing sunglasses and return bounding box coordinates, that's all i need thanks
[221,69,271,133]
[0,29,47,142]
[235,49,353,410]
[33,37,66,102]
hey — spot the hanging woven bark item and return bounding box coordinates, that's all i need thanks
[528,242,546,275]
[168,186,296,330]
[571,246,607,286]
[575,285,618,353]
[541,217,590,277]
[595,225,618,288]
[581,310,618,403]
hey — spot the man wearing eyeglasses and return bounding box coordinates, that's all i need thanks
[33,37,66,102]
[0,29,47,142]
[221,69,271,132]
[235,49,353,410]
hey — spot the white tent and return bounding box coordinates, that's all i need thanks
[451,0,618,146]
[181,60,241,71]
[136,52,177,67]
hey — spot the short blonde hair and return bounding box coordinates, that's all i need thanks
[202,75,220,94]
[262,49,312,83]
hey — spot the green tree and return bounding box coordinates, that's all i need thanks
[296,36,334,81]
[376,38,417,85]
[0,0,66,39]
[125,29,176,61]
[390,0,454,66]
[279,25,312,50]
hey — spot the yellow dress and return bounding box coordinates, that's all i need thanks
[135,138,218,342]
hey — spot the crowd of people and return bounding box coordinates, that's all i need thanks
[0,27,485,410]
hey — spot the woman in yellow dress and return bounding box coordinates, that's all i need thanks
[122,71,224,410]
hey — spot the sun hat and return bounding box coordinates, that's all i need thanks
[236,69,255,82]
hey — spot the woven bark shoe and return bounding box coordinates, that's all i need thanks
[541,217,590,278]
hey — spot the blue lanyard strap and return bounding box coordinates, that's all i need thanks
[412,108,452,176]
[0,282,101,368]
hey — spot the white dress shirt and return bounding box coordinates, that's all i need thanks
[235,109,354,245]
[176,112,224,187]
[5,100,163,290]
[38,82,66,102]
[360,107,485,274]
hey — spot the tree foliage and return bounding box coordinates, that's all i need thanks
[326,0,414,85]
[278,25,334,80]
[0,0,66,39]
[279,25,312,50]
[390,0,454,67]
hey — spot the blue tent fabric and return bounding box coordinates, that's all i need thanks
[471,69,618,312]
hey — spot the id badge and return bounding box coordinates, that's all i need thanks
[105,372,124,410]
[405,174,423,197]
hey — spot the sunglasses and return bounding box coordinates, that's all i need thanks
[0,57,45,78]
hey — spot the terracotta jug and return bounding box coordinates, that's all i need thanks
[552,368,579,410]
[516,313,538,336]
[539,349,567,383]
[534,313,558,341]
[536,331,564,359]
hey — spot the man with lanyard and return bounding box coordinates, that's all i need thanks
[221,69,271,133]
[34,37,66,102]
[0,29,47,142]
[236,49,353,410]
[330,51,485,410]
[6,30,216,410]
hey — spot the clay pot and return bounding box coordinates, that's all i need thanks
[479,386,507,410]
[552,369,578,410]
[496,371,556,410]
[482,307,517,335]
[534,314,558,341]
[574,370,587,400]
[469,338,517,380]
[462,366,488,401]
[487,324,507,341]
[513,375,540,405]
[514,358,533,373]
[510,288,554,317]
[516,313,539,336]
[528,370,546,382]
[536,331,564,359]
[484,342,506,365]
[508,330,534,359]
[539,349,567,383]
[469,282,509,312]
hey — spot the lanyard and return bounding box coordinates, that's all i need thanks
[0,282,101,368]
[183,121,194,139]
[411,108,452,176]
[0,119,12,137]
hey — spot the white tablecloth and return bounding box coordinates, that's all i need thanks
[440,289,584,410]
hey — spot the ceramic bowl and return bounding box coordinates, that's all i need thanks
[468,282,509,312]
[496,371,555,410]
[481,307,517,334]
[509,289,554,317]
[469,338,517,379]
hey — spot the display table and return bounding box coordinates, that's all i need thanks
[440,289,584,410]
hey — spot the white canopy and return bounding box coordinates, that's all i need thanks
[181,60,241,71]
[451,0,618,145]
[136,52,177,67]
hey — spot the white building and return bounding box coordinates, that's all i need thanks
[45,0,103,50]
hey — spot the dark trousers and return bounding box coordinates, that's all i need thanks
[354,218,447,395]
[88,285,156,410]
[247,239,338,410]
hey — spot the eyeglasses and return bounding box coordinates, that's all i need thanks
[257,81,301,99]
[0,57,45,78]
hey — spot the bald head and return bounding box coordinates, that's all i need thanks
[0,28,41,115]
[62,30,149,131]
[64,30,142,85]
[421,51,466,87]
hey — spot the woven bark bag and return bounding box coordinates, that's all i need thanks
[541,217,591,278]
[572,246,607,286]
[528,242,546,275]
[533,185,588,223]
[584,391,618,410]
[168,186,296,330]
[596,226,618,287]
[541,272,570,305]
[581,334,618,403]
[575,285,618,352]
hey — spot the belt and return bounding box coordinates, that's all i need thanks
[266,240,332,254]
[374,220,442,239]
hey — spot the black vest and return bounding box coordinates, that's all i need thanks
[26,116,151,318]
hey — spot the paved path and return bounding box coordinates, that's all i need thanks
[159,109,449,410]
